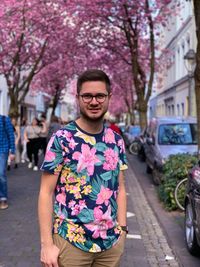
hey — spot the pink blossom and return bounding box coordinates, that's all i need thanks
[72,144,100,175]
[64,131,72,140]
[46,136,55,151]
[69,138,77,150]
[56,130,64,137]
[85,206,114,239]
[68,200,76,208]
[45,150,56,162]
[104,128,116,144]
[71,200,86,216]
[96,186,113,206]
[56,187,66,206]
[103,148,119,171]
[117,139,126,153]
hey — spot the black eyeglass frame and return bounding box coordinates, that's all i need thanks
[78,93,109,103]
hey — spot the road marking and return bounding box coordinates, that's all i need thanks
[127,211,135,218]
[127,234,142,239]
[165,255,174,260]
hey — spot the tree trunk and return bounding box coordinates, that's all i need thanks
[193,0,200,158]
[9,90,19,118]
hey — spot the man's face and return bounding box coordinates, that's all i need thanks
[77,81,111,122]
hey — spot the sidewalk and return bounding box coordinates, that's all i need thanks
[0,161,180,267]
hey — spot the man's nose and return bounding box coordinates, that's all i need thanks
[90,96,99,104]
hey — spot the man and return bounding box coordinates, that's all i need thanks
[38,69,128,267]
[0,115,15,210]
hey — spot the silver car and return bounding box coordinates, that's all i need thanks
[144,117,197,184]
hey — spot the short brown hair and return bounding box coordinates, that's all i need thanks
[77,69,111,94]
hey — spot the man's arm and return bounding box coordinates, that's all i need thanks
[6,117,15,155]
[117,170,127,227]
[38,172,60,267]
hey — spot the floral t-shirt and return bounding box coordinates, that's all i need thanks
[41,121,128,253]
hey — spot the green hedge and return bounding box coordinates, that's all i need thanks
[158,153,198,211]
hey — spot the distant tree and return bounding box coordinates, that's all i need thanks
[66,0,179,129]
[0,0,78,117]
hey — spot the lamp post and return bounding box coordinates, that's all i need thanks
[184,49,196,116]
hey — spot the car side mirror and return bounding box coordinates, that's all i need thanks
[146,137,155,145]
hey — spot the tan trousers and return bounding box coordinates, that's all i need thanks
[53,233,126,267]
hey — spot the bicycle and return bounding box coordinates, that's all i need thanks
[174,177,188,211]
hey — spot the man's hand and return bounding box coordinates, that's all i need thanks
[40,243,60,267]
[9,154,15,161]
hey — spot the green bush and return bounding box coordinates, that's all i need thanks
[158,153,198,211]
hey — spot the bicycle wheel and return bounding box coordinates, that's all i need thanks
[129,141,139,155]
[174,178,188,211]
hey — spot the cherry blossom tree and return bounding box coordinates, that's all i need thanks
[0,0,78,117]
[65,0,180,128]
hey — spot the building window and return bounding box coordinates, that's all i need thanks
[187,36,190,49]
[172,104,174,115]
[181,103,184,116]
[168,106,171,115]
[177,104,180,116]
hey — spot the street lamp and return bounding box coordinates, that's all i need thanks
[184,49,196,116]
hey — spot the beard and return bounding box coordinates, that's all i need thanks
[79,106,107,123]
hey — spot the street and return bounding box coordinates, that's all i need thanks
[0,155,200,267]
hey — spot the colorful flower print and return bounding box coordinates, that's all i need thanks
[96,186,113,206]
[89,243,101,253]
[67,222,86,244]
[41,121,128,253]
[85,206,114,239]
[72,144,100,175]
[56,187,66,206]
[74,131,96,145]
[104,128,116,144]
[103,148,119,171]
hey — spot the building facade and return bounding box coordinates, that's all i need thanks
[149,0,196,119]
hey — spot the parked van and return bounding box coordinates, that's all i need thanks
[144,117,197,184]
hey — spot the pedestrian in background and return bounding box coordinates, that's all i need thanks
[46,115,61,143]
[20,117,28,163]
[38,69,128,267]
[0,115,15,210]
[24,117,46,171]
[109,118,122,135]
[7,117,21,170]
[38,114,48,156]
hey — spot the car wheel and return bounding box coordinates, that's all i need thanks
[129,141,139,155]
[138,147,146,162]
[152,166,162,185]
[146,164,152,174]
[185,201,200,255]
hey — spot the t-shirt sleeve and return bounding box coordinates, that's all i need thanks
[118,137,128,171]
[40,134,64,175]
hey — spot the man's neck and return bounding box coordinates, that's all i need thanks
[76,117,104,134]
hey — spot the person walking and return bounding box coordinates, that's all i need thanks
[20,117,28,163]
[46,115,61,143]
[0,115,15,209]
[38,69,128,267]
[24,117,46,171]
[38,114,48,156]
[7,117,21,170]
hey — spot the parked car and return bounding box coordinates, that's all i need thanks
[144,117,197,184]
[184,163,200,255]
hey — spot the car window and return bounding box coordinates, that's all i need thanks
[158,123,197,145]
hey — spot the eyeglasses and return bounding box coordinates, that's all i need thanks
[79,93,109,103]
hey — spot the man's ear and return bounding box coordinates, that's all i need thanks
[108,93,112,100]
